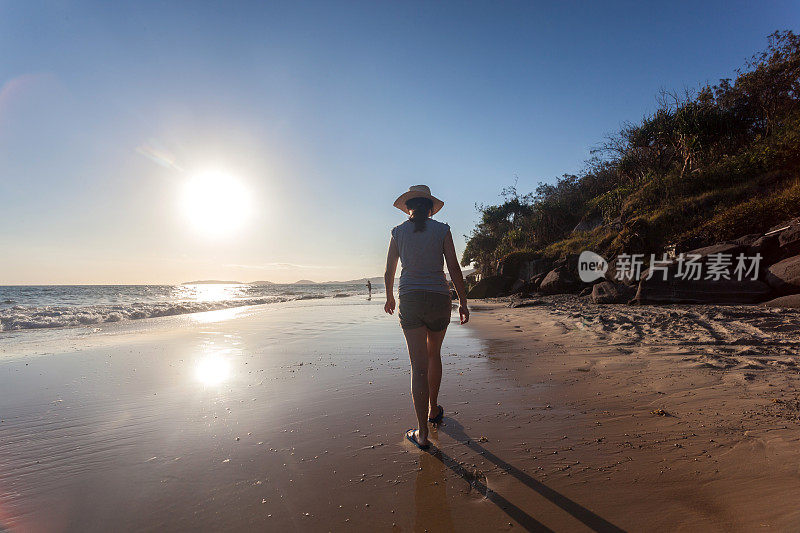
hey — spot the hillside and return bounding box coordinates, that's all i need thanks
[462,31,800,277]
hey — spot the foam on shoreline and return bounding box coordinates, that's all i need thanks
[0,293,353,331]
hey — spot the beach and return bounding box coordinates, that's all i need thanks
[5,4,799,532]
[1,295,513,531]
[2,295,800,531]
[469,297,800,531]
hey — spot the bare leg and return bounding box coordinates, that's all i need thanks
[402,326,430,446]
[427,328,447,419]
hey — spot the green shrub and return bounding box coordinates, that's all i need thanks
[463,31,800,274]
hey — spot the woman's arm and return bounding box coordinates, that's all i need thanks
[384,236,400,315]
[443,230,469,324]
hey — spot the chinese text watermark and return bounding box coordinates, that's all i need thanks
[579,252,762,283]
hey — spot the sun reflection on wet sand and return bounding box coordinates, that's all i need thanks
[195,352,232,385]
[189,306,248,324]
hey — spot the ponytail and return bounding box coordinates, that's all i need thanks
[405,197,433,233]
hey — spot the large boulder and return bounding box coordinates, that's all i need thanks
[759,217,800,261]
[530,272,547,289]
[517,258,553,281]
[750,234,782,265]
[591,280,636,304]
[604,255,643,286]
[765,255,800,295]
[733,233,762,247]
[508,277,542,296]
[466,276,511,299]
[637,261,678,284]
[685,242,748,260]
[550,254,580,273]
[497,254,551,281]
[628,240,770,284]
[778,225,800,257]
[762,294,800,308]
[539,267,582,295]
[634,278,772,304]
[508,278,525,294]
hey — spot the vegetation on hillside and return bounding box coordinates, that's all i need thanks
[462,31,800,276]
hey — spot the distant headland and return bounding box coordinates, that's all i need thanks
[182,273,469,286]
[182,280,243,285]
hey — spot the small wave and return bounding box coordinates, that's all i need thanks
[2,299,15,304]
[0,297,286,332]
[295,294,326,300]
[333,293,352,298]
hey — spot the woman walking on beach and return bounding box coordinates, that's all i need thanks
[384,185,469,450]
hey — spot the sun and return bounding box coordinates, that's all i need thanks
[180,171,252,237]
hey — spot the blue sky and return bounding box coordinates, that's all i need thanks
[1,1,797,283]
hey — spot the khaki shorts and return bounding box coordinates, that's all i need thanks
[398,291,452,331]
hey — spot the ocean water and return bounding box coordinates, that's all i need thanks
[0,283,378,332]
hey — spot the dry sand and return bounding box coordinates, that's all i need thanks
[1,295,799,531]
[467,296,800,531]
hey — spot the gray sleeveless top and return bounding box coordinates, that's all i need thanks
[391,218,450,296]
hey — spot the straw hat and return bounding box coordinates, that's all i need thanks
[393,185,444,215]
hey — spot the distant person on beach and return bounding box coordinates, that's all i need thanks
[366,279,372,296]
[384,185,469,450]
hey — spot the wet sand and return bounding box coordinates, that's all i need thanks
[1,296,800,531]
[0,297,543,532]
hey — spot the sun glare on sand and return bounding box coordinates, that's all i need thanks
[181,171,252,237]
[195,353,231,386]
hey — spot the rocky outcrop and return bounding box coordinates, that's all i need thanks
[733,233,762,247]
[765,255,800,295]
[778,225,800,257]
[517,259,553,281]
[496,255,551,282]
[749,234,781,265]
[685,242,748,260]
[762,294,800,308]
[634,278,772,304]
[530,272,547,289]
[466,276,511,299]
[539,267,582,295]
[603,255,640,285]
[591,281,637,304]
[500,218,800,303]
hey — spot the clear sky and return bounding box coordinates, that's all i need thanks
[1,1,797,284]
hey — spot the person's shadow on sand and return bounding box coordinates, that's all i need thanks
[423,418,626,533]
